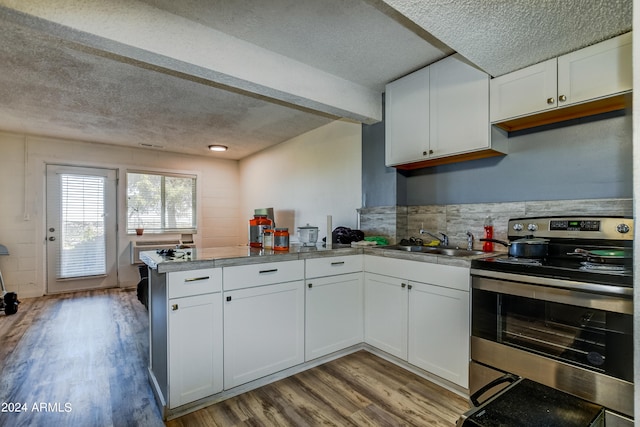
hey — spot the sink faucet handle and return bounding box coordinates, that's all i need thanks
[466,231,474,250]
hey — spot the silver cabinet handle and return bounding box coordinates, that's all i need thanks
[171,304,178,311]
[547,97,555,104]
[48,236,56,241]
[184,276,210,282]
[559,95,567,102]
[259,269,278,274]
[331,261,345,266]
[401,283,407,288]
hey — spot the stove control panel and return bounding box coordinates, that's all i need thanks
[549,219,600,231]
[508,217,634,241]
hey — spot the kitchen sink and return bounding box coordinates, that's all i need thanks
[382,245,486,257]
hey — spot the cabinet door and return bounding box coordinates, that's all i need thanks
[223,281,304,389]
[305,272,363,361]
[557,32,632,107]
[430,55,490,157]
[364,273,408,359]
[490,58,557,122]
[385,66,430,166]
[168,292,223,408]
[408,281,469,388]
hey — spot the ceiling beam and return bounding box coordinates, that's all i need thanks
[0,0,382,124]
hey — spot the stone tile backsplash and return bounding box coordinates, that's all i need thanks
[358,198,632,250]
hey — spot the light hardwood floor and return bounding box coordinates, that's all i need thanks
[0,289,469,427]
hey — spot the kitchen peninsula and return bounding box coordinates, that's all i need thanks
[140,245,485,420]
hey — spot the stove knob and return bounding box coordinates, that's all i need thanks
[512,223,523,231]
[616,223,630,234]
[527,223,538,232]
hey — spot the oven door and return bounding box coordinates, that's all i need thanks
[471,274,633,418]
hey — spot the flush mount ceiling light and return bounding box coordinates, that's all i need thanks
[208,144,228,152]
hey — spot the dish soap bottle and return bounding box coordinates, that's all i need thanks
[483,216,494,252]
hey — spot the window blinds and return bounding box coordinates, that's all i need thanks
[59,174,106,279]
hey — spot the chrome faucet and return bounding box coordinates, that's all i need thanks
[419,229,449,246]
[466,231,474,251]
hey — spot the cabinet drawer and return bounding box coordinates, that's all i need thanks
[168,268,222,299]
[223,260,304,291]
[305,255,363,278]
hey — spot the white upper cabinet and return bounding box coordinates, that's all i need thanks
[386,54,500,169]
[490,59,558,122]
[557,32,632,106]
[429,55,490,157]
[385,66,430,166]
[491,32,632,125]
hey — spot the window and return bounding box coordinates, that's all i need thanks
[127,171,196,234]
[60,173,106,278]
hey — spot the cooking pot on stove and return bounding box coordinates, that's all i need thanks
[481,237,549,258]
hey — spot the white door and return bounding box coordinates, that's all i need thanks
[557,31,632,107]
[408,281,469,388]
[385,66,430,166]
[169,292,223,408]
[489,58,558,122]
[46,165,117,293]
[363,272,408,359]
[223,281,305,389]
[305,272,363,361]
[429,54,490,157]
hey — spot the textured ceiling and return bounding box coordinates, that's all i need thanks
[0,0,632,159]
[384,0,632,77]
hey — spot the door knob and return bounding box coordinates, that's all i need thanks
[48,236,56,241]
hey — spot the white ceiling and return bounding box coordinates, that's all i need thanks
[0,0,632,160]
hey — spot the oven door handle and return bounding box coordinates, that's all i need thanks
[470,373,520,407]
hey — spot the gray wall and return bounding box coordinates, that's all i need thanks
[362,109,632,207]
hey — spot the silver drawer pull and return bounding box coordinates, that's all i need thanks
[259,269,278,274]
[184,276,210,282]
[331,261,345,266]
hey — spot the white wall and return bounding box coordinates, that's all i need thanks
[0,132,241,297]
[239,120,362,245]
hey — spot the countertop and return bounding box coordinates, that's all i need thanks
[140,244,496,273]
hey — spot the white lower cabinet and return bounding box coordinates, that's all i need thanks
[223,280,305,389]
[166,268,223,408]
[407,280,469,388]
[364,256,470,388]
[168,292,223,407]
[363,273,408,359]
[305,272,363,361]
